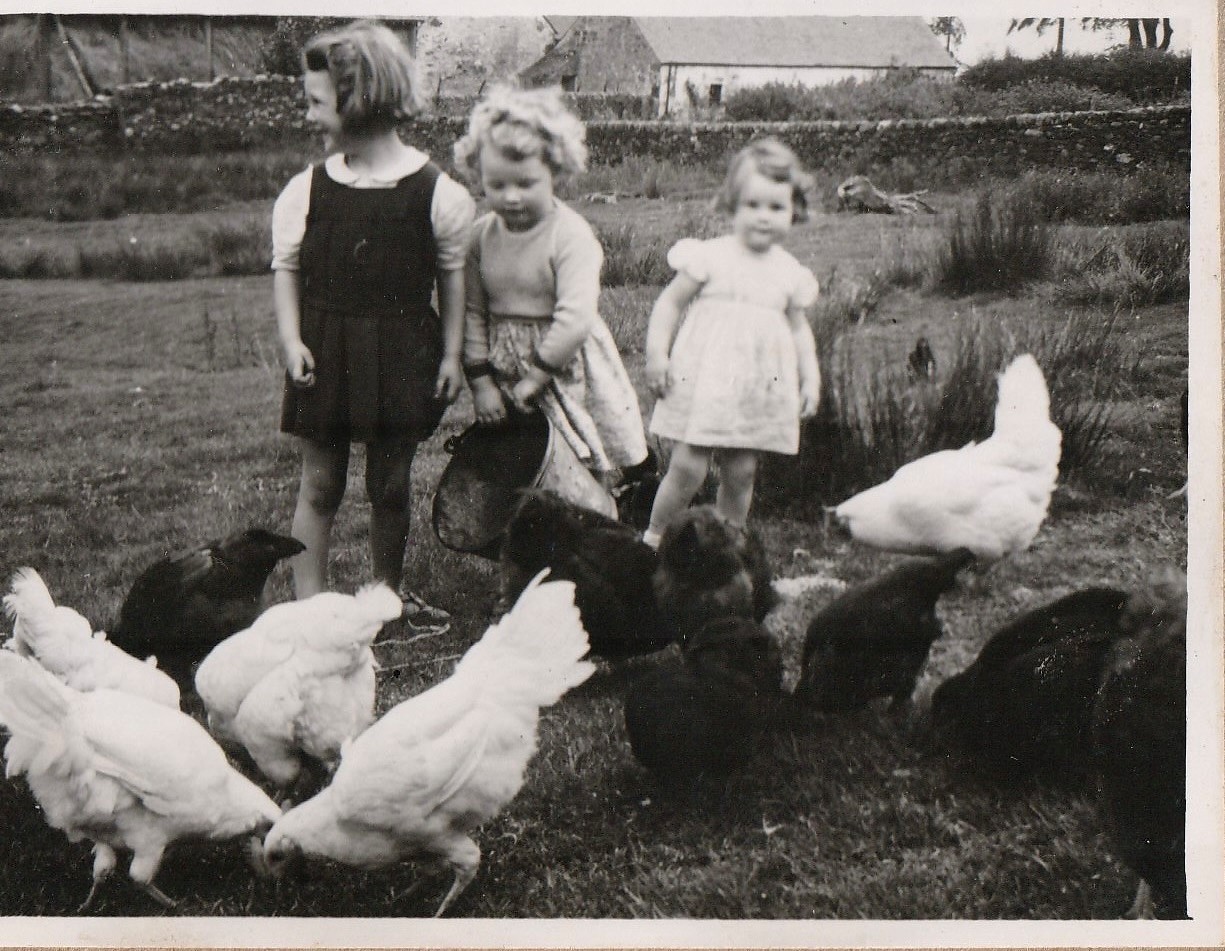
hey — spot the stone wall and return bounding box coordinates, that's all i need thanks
[0,76,1191,177]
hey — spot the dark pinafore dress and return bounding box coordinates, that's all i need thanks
[280,161,445,446]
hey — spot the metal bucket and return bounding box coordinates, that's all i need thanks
[432,409,617,559]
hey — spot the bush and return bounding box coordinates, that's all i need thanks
[959,49,1191,105]
[258,17,347,76]
[934,191,1055,295]
[1004,168,1190,225]
[982,80,1135,115]
[724,73,968,122]
[1052,221,1190,308]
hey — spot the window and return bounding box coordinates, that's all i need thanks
[708,83,723,105]
[561,73,577,91]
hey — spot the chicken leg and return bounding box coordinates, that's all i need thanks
[130,843,176,909]
[432,837,480,917]
[78,844,117,912]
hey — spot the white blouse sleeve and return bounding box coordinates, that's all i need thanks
[270,166,313,272]
[666,238,710,284]
[791,263,820,309]
[431,173,477,272]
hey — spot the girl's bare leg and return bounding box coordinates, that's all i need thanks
[291,437,349,598]
[715,448,758,527]
[643,442,711,546]
[365,436,418,590]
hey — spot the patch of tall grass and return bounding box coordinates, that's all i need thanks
[0,216,271,281]
[933,191,1055,295]
[596,207,720,288]
[567,155,721,201]
[1006,168,1190,225]
[779,306,1130,505]
[0,150,308,220]
[1050,221,1190,309]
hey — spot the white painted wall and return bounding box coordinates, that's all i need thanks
[658,63,953,117]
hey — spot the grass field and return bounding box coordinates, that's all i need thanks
[0,189,1197,923]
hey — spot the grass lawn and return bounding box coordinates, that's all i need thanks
[0,194,1198,923]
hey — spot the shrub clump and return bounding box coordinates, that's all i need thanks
[1004,168,1190,225]
[959,48,1191,106]
[1052,221,1190,309]
[934,191,1055,295]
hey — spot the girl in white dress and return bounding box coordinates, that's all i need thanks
[642,137,821,547]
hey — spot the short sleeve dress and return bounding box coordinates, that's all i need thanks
[649,235,819,455]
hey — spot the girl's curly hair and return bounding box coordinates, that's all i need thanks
[453,85,588,186]
[302,20,425,136]
[715,136,814,223]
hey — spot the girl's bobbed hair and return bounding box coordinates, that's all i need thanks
[453,84,588,186]
[715,136,814,223]
[303,20,425,135]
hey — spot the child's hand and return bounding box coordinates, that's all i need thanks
[510,376,547,414]
[284,341,315,388]
[472,378,507,425]
[435,356,464,404]
[645,353,671,398]
[799,382,820,419]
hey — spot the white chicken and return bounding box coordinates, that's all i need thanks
[3,567,180,709]
[832,354,1062,560]
[194,582,402,800]
[260,570,594,917]
[0,650,280,911]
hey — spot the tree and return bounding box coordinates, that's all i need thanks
[1083,17,1173,51]
[259,17,347,76]
[1008,17,1067,56]
[928,17,966,53]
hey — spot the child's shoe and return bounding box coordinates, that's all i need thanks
[398,586,451,629]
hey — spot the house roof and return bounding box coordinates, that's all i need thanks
[632,16,956,69]
[542,15,578,37]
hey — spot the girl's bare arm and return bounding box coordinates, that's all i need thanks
[644,273,701,397]
[274,269,314,385]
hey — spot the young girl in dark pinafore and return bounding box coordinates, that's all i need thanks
[272,20,475,619]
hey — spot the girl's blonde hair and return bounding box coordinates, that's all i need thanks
[716,137,814,223]
[453,85,588,185]
[303,20,424,135]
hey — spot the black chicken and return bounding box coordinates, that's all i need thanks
[108,528,304,692]
[624,616,784,783]
[908,336,937,382]
[652,505,777,645]
[929,586,1131,779]
[610,448,662,533]
[795,548,974,713]
[499,489,675,660]
[1091,567,1187,919]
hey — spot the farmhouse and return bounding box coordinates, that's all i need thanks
[520,16,957,117]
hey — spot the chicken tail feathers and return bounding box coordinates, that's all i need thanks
[3,567,93,657]
[465,569,595,709]
[3,567,55,622]
[994,355,1050,426]
[0,651,75,775]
